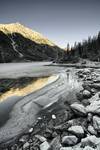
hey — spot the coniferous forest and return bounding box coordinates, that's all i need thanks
[64,31,100,62]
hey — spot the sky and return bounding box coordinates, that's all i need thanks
[0,0,100,48]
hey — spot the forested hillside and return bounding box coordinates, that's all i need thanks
[65,31,100,62]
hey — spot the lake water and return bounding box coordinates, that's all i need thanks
[0,68,81,128]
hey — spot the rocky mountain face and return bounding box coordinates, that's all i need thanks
[0,23,63,63]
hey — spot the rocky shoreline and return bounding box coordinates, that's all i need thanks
[1,68,100,150]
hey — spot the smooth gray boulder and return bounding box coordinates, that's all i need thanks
[62,135,78,146]
[70,103,86,116]
[68,125,84,137]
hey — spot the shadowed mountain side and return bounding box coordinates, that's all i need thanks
[0,31,63,63]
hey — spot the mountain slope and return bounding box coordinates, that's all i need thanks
[0,23,63,63]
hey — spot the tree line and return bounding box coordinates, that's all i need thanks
[63,31,100,62]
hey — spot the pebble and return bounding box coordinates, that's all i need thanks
[29,128,33,133]
[37,117,42,120]
[52,114,56,119]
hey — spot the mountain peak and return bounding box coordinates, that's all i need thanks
[0,23,55,46]
[0,23,63,63]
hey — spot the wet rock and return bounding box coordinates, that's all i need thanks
[88,125,97,135]
[83,90,91,98]
[40,141,50,150]
[49,136,61,150]
[35,135,47,142]
[23,142,30,149]
[93,115,100,132]
[86,101,100,115]
[70,103,87,116]
[68,125,84,138]
[62,135,78,146]
[81,135,100,148]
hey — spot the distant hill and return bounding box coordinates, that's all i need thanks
[0,23,63,63]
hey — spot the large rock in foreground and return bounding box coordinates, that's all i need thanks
[62,135,78,146]
[70,103,87,116]
[68,125,84,137]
